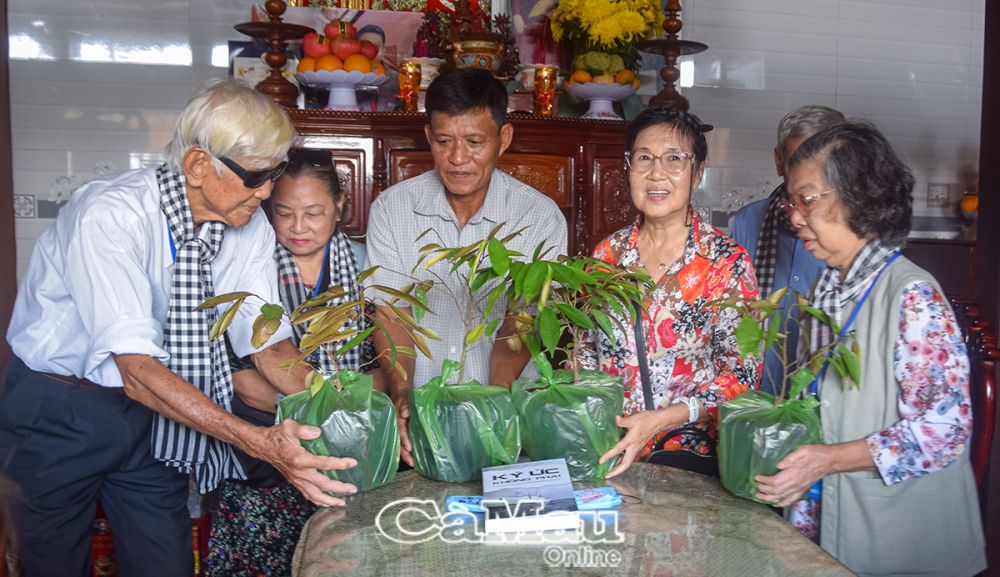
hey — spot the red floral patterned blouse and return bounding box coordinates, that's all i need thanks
[580,213,762,458]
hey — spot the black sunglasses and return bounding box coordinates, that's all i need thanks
[218,155,288,189]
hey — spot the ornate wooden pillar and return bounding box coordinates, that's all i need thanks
[235,0,312,107]
[638,0,706,111]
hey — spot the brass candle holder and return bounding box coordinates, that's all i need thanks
[398,61,422,112]
[533,65,558,116]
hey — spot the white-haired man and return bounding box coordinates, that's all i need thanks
[730,105,845,395]
[1,80,355,577]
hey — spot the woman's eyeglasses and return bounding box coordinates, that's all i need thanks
[780,188,836,216]
[218,156,287,189]
[625,151,695,174]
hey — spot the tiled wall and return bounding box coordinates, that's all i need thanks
[677,0,984,234]
[7,0,985,278]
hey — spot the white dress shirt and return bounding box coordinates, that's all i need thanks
[7,166,291,387]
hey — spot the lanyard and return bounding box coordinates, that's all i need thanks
[167,218,177,263]
[810,250,901,394]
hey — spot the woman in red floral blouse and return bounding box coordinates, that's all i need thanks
[585,107,762,478]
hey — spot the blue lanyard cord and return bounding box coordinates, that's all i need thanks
[805,250,900,505]
[167,220,177,263]
[810,250,902,393]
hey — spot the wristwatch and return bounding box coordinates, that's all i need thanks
[671,396,700,424]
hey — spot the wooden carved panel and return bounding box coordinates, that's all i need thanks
[498,154,572,208]
[325,149,366,238]
[388,150,435,188]
[592,157,636,244]
[387,150,572,209]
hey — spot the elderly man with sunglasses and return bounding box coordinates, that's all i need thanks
[1,80,357,577]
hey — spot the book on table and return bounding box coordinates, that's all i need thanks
[481,458,580,534]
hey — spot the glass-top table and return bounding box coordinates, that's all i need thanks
[292,463,855,577]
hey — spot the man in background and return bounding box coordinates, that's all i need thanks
[730,105,845,395]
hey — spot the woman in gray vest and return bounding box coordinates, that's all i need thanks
[754,121,986,577]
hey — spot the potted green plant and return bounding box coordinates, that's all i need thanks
[199,269,434,492]
[403,225,525,482]
[715,288,861,502]
[505,254,652,481]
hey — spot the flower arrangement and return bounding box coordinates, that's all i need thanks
[548,0,662,69]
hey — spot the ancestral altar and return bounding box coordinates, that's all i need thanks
[289,109,634,255]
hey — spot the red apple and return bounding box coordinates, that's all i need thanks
[302,33,330,59]
[359,40,378,60]
[324,21,356,40]
[331,37,362,60]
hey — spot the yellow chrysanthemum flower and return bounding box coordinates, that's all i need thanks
[550,0,663,49]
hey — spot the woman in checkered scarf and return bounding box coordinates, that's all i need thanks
[754,122,985,577]
[208,148,375,577]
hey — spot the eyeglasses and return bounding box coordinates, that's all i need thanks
[625,150,696,174]
[218,155,288,189]
[780,188,836,216]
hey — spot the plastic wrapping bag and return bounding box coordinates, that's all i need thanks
[276,369,399,492]
[408,360,521,482]
[717,389,822,502]
[512,369,623,481]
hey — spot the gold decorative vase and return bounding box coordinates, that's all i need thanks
[452,39,504,74]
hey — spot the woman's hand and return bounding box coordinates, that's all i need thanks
[755,444,830,507]
[598,408,681,478]
[756,439,876,506]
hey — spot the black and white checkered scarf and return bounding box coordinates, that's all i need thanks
[808,239,899,355]
[753,185,793,296]
[153,163,243,493]
[275,230,370,375]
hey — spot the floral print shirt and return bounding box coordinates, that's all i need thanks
[791,281,972,541]
[867,281,973,482]
[579,214,762,458]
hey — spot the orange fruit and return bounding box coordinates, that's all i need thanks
[342,54,372,73]
[371,60,386,75]
[570,69,592,84]
[614,69,636,85]
[960,194,979,214]
[297,57,317,73]
[632,79,641,89]
[315,54,343,71]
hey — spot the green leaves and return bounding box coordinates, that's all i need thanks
[199,260,439,384]
[488,238,510,276]
[502,252,651,368]
[538,307,560,353]
[735,315,764,357]
[719,287,864,399]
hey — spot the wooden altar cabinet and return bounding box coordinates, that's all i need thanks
[288,109,635,255]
